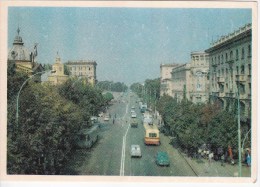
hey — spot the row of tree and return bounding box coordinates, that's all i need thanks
[130,78,160,109]
[96,81,128,92]
[130,78,249,160]
[7,64,112,174]
[157,94,246,159]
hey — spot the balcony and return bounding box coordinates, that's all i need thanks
[217,77,225,83]
[225,92,234,97]
[239,93,247,100]
[236,74,247,82]
[248,75,251,83]
[219,92,225,97]
[211,92,219,97]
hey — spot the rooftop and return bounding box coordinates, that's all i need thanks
[210,23,251,47]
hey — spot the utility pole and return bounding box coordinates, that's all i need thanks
[237,81,242,177]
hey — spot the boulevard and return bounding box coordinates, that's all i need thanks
[63,92,196,176]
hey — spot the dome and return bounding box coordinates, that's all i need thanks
[8,28,32,62]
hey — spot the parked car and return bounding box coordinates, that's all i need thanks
[131,106,135,109]
[130,145,142,158]
[155,151,170,166]
[104,115,110,121]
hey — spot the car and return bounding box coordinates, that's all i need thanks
[104,115,110,121]
[155,151,170,166]
[130,145,142,158]
[131,118,138,128]
[131,112,137,118]
[91,116,98,123]
[131,109,135,113]
[131,106,135,109]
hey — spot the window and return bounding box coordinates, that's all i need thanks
[221,54,224,63]
[248,45,251,57]
[248,64,251,75]
[242,48,245,59]
[226,68,228,77]
[200,55,204,60]
[230,51,233,60]
[241,65,245,74]
[218,55,220,65]
[236,49,239,60]
[149,133,157,138]
[236,66,239,75]
[225,53,228,62]
[222,69,224,76]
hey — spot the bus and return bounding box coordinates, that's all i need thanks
[144,122,160,145]
[74,125,99,149]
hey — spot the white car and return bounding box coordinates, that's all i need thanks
[130,145,142,158]
[104,115,110,121]
[131,106,135,109]
[131,112,137,118]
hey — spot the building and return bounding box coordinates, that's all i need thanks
[171,63,191,102]
[160,63,179,97]
[189,51,210,103]
[48,54,68,85]
[8,27,44,75]
[168,52,209,103]
[205,23,251,125]
[66,60,97,85]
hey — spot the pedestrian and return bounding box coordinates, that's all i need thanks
[221,154,225,166]
[209,152,214,164]
[246,151,251,167]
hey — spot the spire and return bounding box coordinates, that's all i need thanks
[55,51,61,64]
[13,27,23,45]
[17,27,20,36]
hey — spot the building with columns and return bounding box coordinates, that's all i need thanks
[65,60,97,85]
[160,63,179,96]
[205,23,251,125]
[48,54,68,85]
[189,51,210,103]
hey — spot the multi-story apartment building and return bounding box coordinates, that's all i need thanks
[169,52,209,103]
[189,51,210,103]
[171,63,191,102]
[160,63,179,96]
[66,60,97,85]
[205,23,251,125]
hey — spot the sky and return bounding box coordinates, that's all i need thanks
[8,7,252,85]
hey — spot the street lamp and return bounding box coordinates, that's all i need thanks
[16,70,55,127]
[236,79,242,177]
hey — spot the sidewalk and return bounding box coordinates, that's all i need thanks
[153,113,251,177]
[182,154,251,177]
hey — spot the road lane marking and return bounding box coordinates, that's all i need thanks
[120,123,130,176]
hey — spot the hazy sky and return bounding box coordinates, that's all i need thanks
[8,7,251,85]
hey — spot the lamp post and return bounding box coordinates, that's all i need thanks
[16,70,55,127]
[236,80,242,177]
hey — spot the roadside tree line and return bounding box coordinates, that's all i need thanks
[157,94,243,160]
[7,63,112,174]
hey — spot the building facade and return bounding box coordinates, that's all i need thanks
[8,27,44,75]
[160,63,179,96]
[189,52,210,103]
[171,63,191,102]
[48,54,68,85]
[66,60,97,85]
[205,23,251,124]
[168,52,209,103]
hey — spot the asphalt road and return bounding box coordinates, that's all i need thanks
[63,92,196,176]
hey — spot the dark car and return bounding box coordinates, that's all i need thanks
[155,151,170,166]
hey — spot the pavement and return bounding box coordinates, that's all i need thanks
[153,112,251,177]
